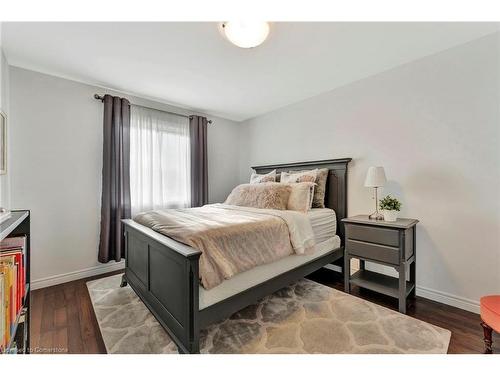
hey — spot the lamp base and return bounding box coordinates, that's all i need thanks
[369,211,384,220]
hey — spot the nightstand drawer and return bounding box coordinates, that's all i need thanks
[346,239,400,265]
[346,224,399,247]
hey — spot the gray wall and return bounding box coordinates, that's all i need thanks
[239,33,500,312]
[9,67,240,287]
[6,32,500,312]
[0,48,9,207]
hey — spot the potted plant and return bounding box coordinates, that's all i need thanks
[379,195,402,222]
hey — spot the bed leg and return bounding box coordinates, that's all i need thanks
[190,338,200,354]
[176,339,200,354]
[120,274,128,287]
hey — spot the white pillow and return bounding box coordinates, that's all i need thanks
[250,169,276,184]
[286,182,315,212]
[281,169,318,184]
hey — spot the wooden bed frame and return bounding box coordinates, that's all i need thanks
[121,158,351,353]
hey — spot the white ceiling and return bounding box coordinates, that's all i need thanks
[2,22,499,121]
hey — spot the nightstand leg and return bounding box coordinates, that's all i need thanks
[344,255,351,293]
[399,263,407,314]
[409,261,416,299]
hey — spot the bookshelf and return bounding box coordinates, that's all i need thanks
[0,210,30,354]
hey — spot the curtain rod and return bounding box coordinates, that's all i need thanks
[93,94,212,124]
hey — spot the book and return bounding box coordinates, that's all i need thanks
[0,237,26,251]
[0,273,4,351]
[0,237,26,352]
[0,250,24,311]
[0,262,13,348]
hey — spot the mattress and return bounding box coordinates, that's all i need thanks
[199,235,341,309]
[307,208,337,244]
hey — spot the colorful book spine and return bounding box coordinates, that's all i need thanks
[0,236,26,352]
[0,274,4,352]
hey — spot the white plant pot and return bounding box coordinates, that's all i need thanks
[383,210,398,222]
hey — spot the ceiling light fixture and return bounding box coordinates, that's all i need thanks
[222,22,270,48]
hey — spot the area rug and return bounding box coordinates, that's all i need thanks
[87,274,451,354]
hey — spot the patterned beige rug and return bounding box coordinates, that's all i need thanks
[87,274,450,354]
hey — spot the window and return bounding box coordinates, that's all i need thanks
[130,105,191,215]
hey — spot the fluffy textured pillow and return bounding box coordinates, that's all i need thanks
[225,183,291,210]
[286,182,315,212]
[290,168,329,208]
[250,169,276,184]
[280,169,318,184]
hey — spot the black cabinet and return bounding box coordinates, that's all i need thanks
[0,210,30,354]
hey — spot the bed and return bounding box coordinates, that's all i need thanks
[121,158,351,353]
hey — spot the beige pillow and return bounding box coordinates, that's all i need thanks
[225,183,290,210]
[250,169,276,184]
[290,168,329,208]
[280,169,318,184]
[286,182,315,212]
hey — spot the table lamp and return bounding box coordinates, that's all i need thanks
[364,166,387,220]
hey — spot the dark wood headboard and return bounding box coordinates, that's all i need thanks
[252,158,352,244]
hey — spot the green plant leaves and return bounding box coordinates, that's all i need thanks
[379,194,402,211]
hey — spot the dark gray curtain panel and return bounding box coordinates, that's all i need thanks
[98,95,131,263]
[189,115,208,207]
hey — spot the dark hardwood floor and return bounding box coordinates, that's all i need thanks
[30,270,123,354]
[29,268,498,354]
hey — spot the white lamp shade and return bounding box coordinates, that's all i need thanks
[364,166,387,187]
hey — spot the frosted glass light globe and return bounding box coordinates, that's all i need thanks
[223,22,270,48]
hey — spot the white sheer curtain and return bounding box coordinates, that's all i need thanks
[130,105,191,216]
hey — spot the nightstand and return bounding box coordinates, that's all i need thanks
[342,215,419,314]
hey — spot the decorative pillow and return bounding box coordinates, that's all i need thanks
[286,182,315,212]
[290,168,329,208]
[250,169,276,184]
[225,183,291,210]
[280,169,318,184]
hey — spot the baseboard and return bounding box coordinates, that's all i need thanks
[323,264,342,273]
[322,258,360,273]
[323,262,480,314]
[364,262,480,313]
[416,285,480,314]
[31,261,125,290]
[32,261,480,314]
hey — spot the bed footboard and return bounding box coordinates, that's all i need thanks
[122,219,202,353]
